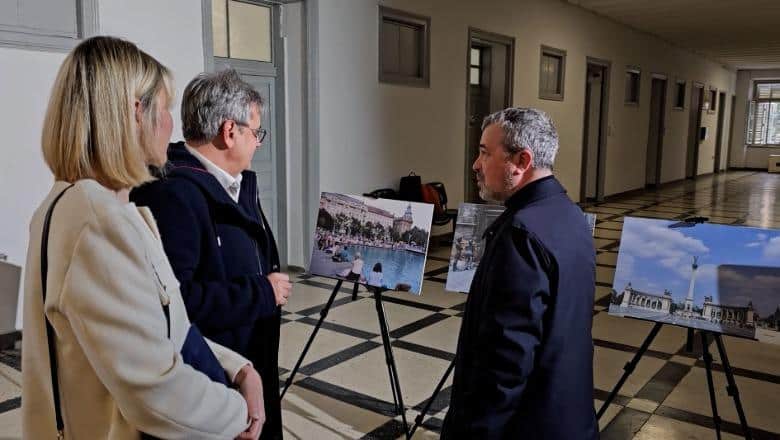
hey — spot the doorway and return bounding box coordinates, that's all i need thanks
[645,76,667,187]
[726,94,736,170]
[464,28,515,203]
[713,91,727,173]
[686,83,705,179]
[206,0,287,263]
[581,58,610,202]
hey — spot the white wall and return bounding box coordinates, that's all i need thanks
[1,0,206,329]
[0,48,68,329]
[310,0,736,207]
[100,0,206,140]
[730,69,780,169]
[283,3,308,267]
[0,48,65,268]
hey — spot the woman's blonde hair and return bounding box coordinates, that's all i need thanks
[42,36,173,190]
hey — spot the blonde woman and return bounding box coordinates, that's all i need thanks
[22,36,264,439]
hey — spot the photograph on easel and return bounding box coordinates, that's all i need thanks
[609,216,780,343]
[445,203,504,293]
[444,204,596,293]
[308,192,433,294]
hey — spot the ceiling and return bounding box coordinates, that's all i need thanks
[566,0,780,70]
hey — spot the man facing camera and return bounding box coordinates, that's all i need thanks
[131,69,292,439]
[441,108,597,439]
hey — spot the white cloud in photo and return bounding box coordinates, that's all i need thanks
[763,236,780,260]
[620,219,709,282]
[617,253,635,280]
[746,232,771,249]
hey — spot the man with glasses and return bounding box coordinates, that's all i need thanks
[132,69,291,439]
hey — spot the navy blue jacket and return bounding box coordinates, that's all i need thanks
[130,142,283,438]
[442,176,598,440]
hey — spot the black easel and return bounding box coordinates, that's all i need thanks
[409,357,455,437]
[596,322,752,439]
[281,280,411,439]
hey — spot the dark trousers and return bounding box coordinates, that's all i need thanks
[249,311,283,440]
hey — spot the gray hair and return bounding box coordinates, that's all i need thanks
[481,107,558,169]
[181,68,264,142]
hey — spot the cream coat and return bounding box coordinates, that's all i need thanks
[22,180,251,439]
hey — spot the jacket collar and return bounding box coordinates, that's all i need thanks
[164,141,259,223]
[481,176,565,240]
[184,143,243,201]
[503,175,565,211]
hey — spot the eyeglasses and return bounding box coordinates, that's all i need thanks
[235,122,267,145]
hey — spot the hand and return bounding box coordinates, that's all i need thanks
[234,365,265,440]
[267,272,292,306]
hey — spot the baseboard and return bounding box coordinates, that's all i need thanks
[598,170,747,202]
[601,185,658,201]
[728,167,768,172]
[286,265,306,274]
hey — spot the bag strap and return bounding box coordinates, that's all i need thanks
[40,184,75,439]
[41,184,172,439]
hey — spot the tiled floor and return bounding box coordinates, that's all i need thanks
[2,171,780,439]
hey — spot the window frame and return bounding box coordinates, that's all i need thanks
[746,80,780,147]
[624,66,641,106]
[707,86,718,114]
[673,79,686,111]
[377,5,431,88]
[209,0,276,67]
[538,45,566,101]
[469,46,483,87]
[0,0,98,52]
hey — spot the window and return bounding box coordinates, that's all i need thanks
[470,47,483,86]
[539,45,566,101]
[708,87,717,114]
[378,6,430,87]
[212,0,272,62]
[625,67,641,105]
[0,0,98,51]
[746,81,780,146]
[674,80,686,110]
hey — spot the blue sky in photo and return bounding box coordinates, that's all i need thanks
[613,217,780,310]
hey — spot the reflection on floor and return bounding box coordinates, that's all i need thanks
[2,171,780,439]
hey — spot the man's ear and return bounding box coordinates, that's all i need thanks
[511,148,534,173]
[217,120,235,150]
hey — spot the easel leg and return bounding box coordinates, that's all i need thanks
[713,334,752,440]
[597,322,663,420]
[281,280,343,399]
[701,332,722,440]
[686,328,695,352]
[373,288,410,439]
[409,358,456,438]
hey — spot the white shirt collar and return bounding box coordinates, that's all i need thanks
[185,143,243,203]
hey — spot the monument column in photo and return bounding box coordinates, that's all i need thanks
[684,256,699,317]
